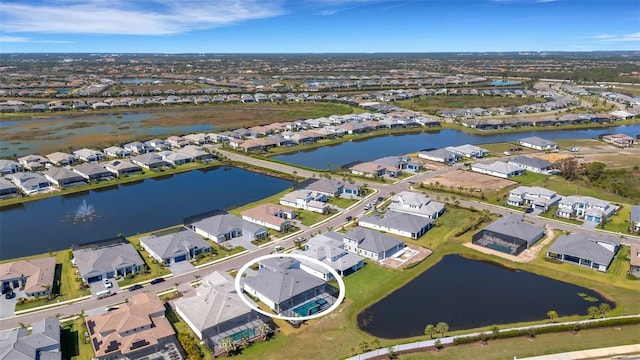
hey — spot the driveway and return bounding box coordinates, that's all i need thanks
[89,280,120,296]
[581,221,599,230]
[0,293,18,318]
[169,260,195,276]
[226,236,259,251]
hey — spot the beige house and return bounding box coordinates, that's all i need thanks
[0,257,56,297]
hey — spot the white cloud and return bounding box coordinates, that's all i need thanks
[0,0,285,35]
[591,32,640,43]
[0,35,73,43]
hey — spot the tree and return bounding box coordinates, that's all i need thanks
[370,338,381,349]
[219,337,236,356]
[598,303,611,318]
[547,310,558,323]
[434,338,443,350]
[587,305,599,319]
[255,323,271,342]
[43,284,52,301]
[424,324,435,338]
[490,324,500,336]
[435,322,449,337]
[587,161,606,182]
[554,158,579,180]
[358,339,369,353]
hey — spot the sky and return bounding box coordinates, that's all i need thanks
[0,0,638,53]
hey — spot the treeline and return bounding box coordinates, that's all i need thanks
[554,158,640,201]
[499,66,640,83]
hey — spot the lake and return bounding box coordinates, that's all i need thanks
[272,124,640,170]
[0,167,293,260]
[357,255,613,338]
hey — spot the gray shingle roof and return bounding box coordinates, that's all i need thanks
[73,243,144,279]
[243,268,325,304]
[359,212,432,234]
[344,228,405,254]
[482,214,545,246]
[508,156,552,170]
[548,233,619,266]
[140,230,211,260]
[630,206,640,223]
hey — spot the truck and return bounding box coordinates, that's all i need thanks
[96,289,115,299]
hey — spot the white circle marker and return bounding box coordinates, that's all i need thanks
[234,253,346,321]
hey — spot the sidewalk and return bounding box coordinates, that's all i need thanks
[518,344,640,360]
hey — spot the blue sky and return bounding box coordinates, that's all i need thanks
[1,0,638,53]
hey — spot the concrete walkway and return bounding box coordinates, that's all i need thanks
[518,344,640,360]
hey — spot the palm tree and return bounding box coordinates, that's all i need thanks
[370,338,381,349]
[358,339,369,353]
[254,323,271,342]
[219,337,235,356]
[43,284,52,301]
[435,322,449,337]
[547,310,558,323]
[587,305,599,319]
[79,309,87,328]
[424,324,435,338]
[598,303,611,318]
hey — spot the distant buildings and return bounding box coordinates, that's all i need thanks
[601,134,637,148]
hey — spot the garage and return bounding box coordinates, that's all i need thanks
[87,275,102,283]
[174,254,187,263]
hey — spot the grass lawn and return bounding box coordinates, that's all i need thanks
[609,246,632,279]
[398,323,640,360]
[603,205,633,234]
[165,303,214,359]
[118,234,172,287]
[296,209,330,227]
[327,196,358,209]
[410,207,481,249]
[61,318,94,360]
[192,244,246,266]
[512,172,549,186]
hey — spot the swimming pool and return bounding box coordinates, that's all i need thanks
[293,299,329,316]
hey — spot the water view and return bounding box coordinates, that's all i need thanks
[357,255,613,338]
[273,124,640,170]
[0,167,293,260]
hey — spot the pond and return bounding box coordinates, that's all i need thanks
[0,167,293,260]
[272,124,640,170]
[357,255,613,339]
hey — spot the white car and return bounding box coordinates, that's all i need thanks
[103,278,113,288]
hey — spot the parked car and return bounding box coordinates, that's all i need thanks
[128,284,143,292]
[5,291,15,300]
[274,245,285,253]
[1,287,12,295]
[525,207,534,213]
[150,278,165,285]
[103,278,113,288]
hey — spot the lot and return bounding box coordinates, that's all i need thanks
[422,170,517,193]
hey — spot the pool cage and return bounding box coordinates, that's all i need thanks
[472,230,528,256]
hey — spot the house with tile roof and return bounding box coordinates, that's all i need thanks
[0,257,56,297]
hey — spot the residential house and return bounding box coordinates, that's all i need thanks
[279,190,328,214]
[173,271,271,355]
[145,139,172,151]
[630,244,640,278]
[0,159,21,174]
[182,133,210,145]
[556,195,618,223]
[350,162,386,178]
[17,154,50,170]
[159,150,193,165]
[0,177,18,197]
[123,141,151,154]
[508,156,554,174]
[103,159,143,177]
[44,167,86,188]
[601,134,637,148]
[0,317,61,360]
[518,136,558,151]
[630,206,640,232]
[343,228,405,262]
[343,183,361,198]
[418,148,460,165]
[73,148,105,163]
[166,136,191,148]
[85,293,180,360]
[177,145,214,161]
[387,191,445,219]
[445,144,488,158]
[72,238,145,284]
[0,257,56,297]
[73,163,113,181]
[45,152,78,166]
[471,161,525,179]
[140,230,212,264]
[547,233,620,272]
[131,153,170,170]
[102,146,131,158]
[472,214,545,255]
[305,178,345,197]
[507,186,562,211]
[358,212,434,239]
[241,204,296,232]
[6,172,52,195]
[291,232,364,280]
[188,213,267,244]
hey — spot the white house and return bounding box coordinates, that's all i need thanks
[73,148,106,163]
[471,161,524,179]
[518,136,557,151]
[387,191,445,219]
[279,190,328,214]
[508,156,554,174]
[241,204,296,232]
[556,195,618,223]
[445,144,488,158]
[342,228,405,262]
[506,186,562,211]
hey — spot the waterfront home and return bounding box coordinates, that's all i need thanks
[472,214,545,256]
[630,206,640,232]
[358,212,433,239]
[507,186,561,211]
[241,204,296,232]
[445,144,488,158]
[547,233,620,272]
[556,195,618,223]
[0,177,18,197]
[103,146,131,158]
[305,178,345,197]
[601,133,637,148]
[0,257,56,297]
[508,156,554,174]
[73,148,106,163]
[0,159,21,174]
[375,156,423,173]
[343,228,405,262]
[0,317,61,359]
[166,135,191,148]
[85,293,179,360]
[518,136,558,151]
[471,161,524,179]
[418,148,460,165]
[44,167,86,188]
[177,145,214,161]
[388,191,445,219]
[45,151,78,166]
[123,141,152,154]
[173,271,271,355]
[159,150,193,165]
[350,161,386,177]
[188,213,268,244]
[145,139,172,151]
[72,239,145,284]
[103,159,143,177]
[140,229,212,264]
[182,133,210,145]
[17,154,50,170]
[6,172,53,195]
[131,153,170,170]
[279,190,328,214]
[291,232,364,280]
[73,163,113,181]
[630,244,640,278]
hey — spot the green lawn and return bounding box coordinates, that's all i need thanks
[296,209,330,226]
[603,205,632,233]
[118,234,172,287]
[512,172,549,185]
[327,196,358,209]
[61,318,94,360]
[192,244,246,266]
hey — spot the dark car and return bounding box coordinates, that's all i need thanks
[150,278,165,285]
[5,291,15,300]
[128,284,143,292]
[1,287,11,295]
[525,207,534,213]
[345,215,353,222]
